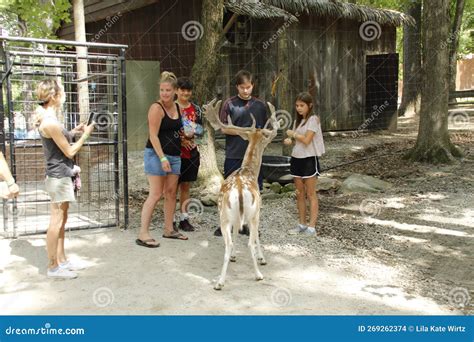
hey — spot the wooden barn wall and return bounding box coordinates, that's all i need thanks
[216,18,282,102]
[58,3,397,131]
[79,0,202,77]
[216,15,396,131]
[285,15,396,131]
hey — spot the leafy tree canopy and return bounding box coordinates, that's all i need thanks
[0,0,71,38]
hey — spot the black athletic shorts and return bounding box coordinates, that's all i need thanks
[179,149,200,183]
[290,156,321,178]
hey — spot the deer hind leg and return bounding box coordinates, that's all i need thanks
[230,214,241,263]
[256,233,266,265]
[248,213,263,281]
[214,219,233,290]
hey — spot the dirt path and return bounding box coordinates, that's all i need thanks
[0,113,472,315]
[0,228,459,315]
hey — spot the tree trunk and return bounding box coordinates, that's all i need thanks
[449,0,465,93]
[276,30,293,156]
[398,0,422,117]
[73,0,89,122]
[191,0,225,196]
[406,0,463,163]
[73,0,92,201]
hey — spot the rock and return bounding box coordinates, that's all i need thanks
[281,183,296,193]
[317,176,342,192]
[277,174,293,184]
[261,193,283,201]
[263,182,271,189]
[201,194,218,206]
[270,182,282,194]
[282,191,296,199]
[340,173,392,193]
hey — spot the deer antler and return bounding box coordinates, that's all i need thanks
[202,99,223,131]
[203,98,257,134]
[261,102,279,140]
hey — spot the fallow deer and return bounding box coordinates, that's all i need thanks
[203,99,279,290]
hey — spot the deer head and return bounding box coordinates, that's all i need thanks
[203,99,279,146]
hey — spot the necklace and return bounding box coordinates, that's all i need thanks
[161,101,174,112]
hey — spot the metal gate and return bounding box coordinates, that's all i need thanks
[0,36,129,237]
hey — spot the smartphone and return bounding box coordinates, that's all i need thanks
[86,111,96,125]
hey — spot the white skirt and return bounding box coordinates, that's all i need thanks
[45,176,75,203]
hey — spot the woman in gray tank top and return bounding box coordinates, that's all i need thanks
[35,79,95,279]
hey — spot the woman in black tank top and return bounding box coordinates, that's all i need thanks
[137,71,188,247]
[145,101,182,156]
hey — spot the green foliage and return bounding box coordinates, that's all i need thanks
[0,0,71,38]
[459,0,474,55]
[358,0,474,60]
[356,0,412,11]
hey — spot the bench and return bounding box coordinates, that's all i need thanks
[449,90,474,105]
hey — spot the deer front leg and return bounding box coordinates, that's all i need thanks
[215,221,233,290]
[230,247,237,262]
[248,218,263,281]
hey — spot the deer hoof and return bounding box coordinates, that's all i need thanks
[230,256,237,262]
[214,282,224,290]
[255,273,264,281]
[258,258,267,265]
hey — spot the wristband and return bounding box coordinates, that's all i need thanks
[6,178,15,187]
[83,133,90,141]
[160,156,168,163]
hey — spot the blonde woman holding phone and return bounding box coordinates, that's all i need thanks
[35,79,95,279]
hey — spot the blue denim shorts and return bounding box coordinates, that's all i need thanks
[144,148,181,176]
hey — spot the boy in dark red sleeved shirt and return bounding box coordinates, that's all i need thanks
[174,77,204,232]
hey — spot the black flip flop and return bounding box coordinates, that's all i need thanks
[135,238,160,248]
[162,231,188,240]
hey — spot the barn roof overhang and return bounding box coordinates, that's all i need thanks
[224,1,299,24]
[261,0,415,27]
[226,0,415,27]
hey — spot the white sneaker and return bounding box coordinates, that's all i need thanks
[304,227,316,236]
[47,267,78,279]
[288,224,307,235]
[59,259,87,271]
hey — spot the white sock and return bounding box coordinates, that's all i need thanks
[298,223,307,229]
[180,213,189,222]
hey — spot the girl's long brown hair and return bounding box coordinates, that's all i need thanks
[294,92,317,128]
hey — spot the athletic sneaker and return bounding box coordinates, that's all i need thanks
[59,259,87,271]
[47,267,78,279]
[288,224,307,235]
[179,219,195,232]
[304,227,316,236]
